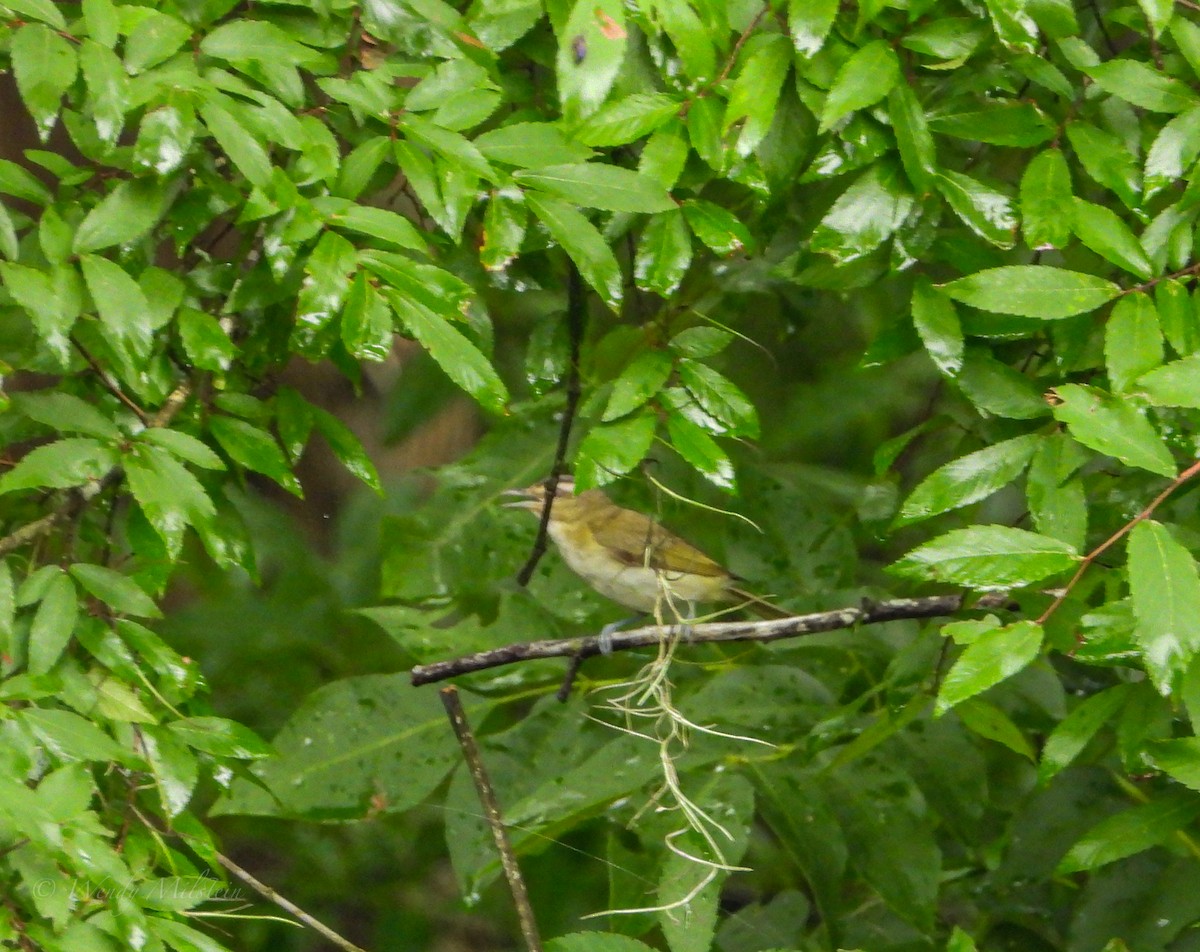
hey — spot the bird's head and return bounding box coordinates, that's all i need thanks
[501,476,608,524]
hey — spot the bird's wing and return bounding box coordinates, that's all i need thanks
[592,509,728,577]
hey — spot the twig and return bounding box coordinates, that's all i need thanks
[412,593,1015,686]
[1037,457,1200,625]
[516,264,585,586]
[679,2,770,117]
[214,851,369,952]
[73,339,149,423]
[439,686,543,952]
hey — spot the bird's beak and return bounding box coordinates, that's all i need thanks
[500,486,541,510]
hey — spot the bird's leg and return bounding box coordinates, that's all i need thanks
[598,615,645,655]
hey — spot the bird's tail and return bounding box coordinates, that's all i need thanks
[728,587,791,620]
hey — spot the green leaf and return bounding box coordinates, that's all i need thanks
[934,171,1017,248]
[574,411,657,489]
[811,162,915,263]
[81,254,155,360]
[168,717,272,759]
[892,526,1078,589]
[820,39,900,132]
[1148,737,1200,790]
[132,102,194,175]
[0,158,52,204]
[10,23,77,140]
[21,707,126,762]
[681,200,753,256]
[676,361,759,438]
[210,417,301,495]
[639,122,690,188]
[929,102,1055,147]
[1020,149,1073,249]
[68,564,161,618]
[125,444,216,558]
[515,163,675,213]
[82,0,118,45]
[985,0,1038,49]
[955,697,1036,760]
[911,277,964,376]
[1026,432,1088,551]
[1105,293,1163,393]
[557,0,627,119]
[319,200,427,253]
[789,0,839,56]
[724,34,792,153]
[381,288,509,414]
[1065,122,1142,209]
[1145,106,1200,199]
[474,123,595,168]
[480,190,527,273]
[28,572,78,675]
[292,230,358,356]
[574,93,681,146]
[0,438,118,495]
[74,178,173,254]
[312,407,383,495]
[12,392,122,441]
[1058,790,1200,873]
[634,208,691,296]
[1129,520,1200,693]
[401,113,496,182]
[527,193,623,311]
[0,262,78,363]
[1052,383,1176,477]
[888,82,936,192]
[651,0,715,80]
[79,39,128,147]
[199,100,273,188]
[1070,198,1154,280]
[136,429,225,471]
[937,621,1044,712]
[898,434,1040,525]
[1087,59,1200,113]
[666,412,736,492]
[1156,278,1199,356]
[177,307,237,371]
[1138,353,1200,407]
[1038,685,1131,784]
[941,266,1121,319]
[4,0,66,28]
[547,934,657,952]
[123,10,192,73]
[340,271,393,361]
[603,349,674,420]
[669,327,733,358]
[199,18,322,65]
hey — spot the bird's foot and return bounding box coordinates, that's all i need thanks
[598,616,642,654]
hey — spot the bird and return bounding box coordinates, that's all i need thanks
[503,476,787,619]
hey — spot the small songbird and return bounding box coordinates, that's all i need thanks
[503,477,786,618]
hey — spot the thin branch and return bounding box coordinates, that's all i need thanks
[411,593,1015,686]
[516,263,585,586]
[214,851,370,952]
[73,339,149,423]
[1037,457,1200,625]
[439,686,543,952]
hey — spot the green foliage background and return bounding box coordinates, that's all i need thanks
[2,0,1200,950]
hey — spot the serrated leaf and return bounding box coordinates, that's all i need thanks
[12,392,122,441]
[669,327,733,358]
[133,103,196,176]
[480,191,527,272]
[0,262,78,363]
[1105,293,1163,393]
[888,82,936,192]
[929,102,1055,147]
[199,100,273,188]
[574,93,681,147]
[937,621,1043,712]
[1038,685,1131,784]
[320,201,427,253]
[955,697,1035,760]
[125,444,217,558]
[515,163,675,213]
[312,407,382,495]
[557,0,627,119]
[69,564,161,618]
[1087,59,1200,113]
[11,23,77,140]
[474,123,595,168]
[1147,737,1200,790]
[681,200,753,256]
[898,434,1039,525]
[527,193,623,311]
[136,429,225,471]
[820,39,900,131]
[789,0,839,56]
[911,277,963,376]
[340,271,393,362]
[1052,383,1176,477]
[401,113,496,182]
[74,178,173,254]
[676,361,759,438]
[210,417,302,495]
[178,307,237,371]
[724,34,792,154]
[811,162,914,263]
[666,412,736,492]
[1026,432,1088,551]
[935,170,1017,248]
[1129,520,1200,693]
[169,716,272,759]
[0,439,118,495]
[1145,106,1200,200]
[79,39,128,147]
[1058,790,1200,873]
[574,411,657,489]
[634,208,691,296]
[1070,198,1154,280]
[603,349,674,420]
[1065,122,1142,209]
[382,288,509,414]
[28,572,78,675]
[1020,149,1073,249]
[892,526,1078,589]
[1137,353,1200,407]
[292,230,358,356]
[941,266,1121,319]
[81,254,155,360]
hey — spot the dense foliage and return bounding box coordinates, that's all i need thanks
[3,0,1200,949]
